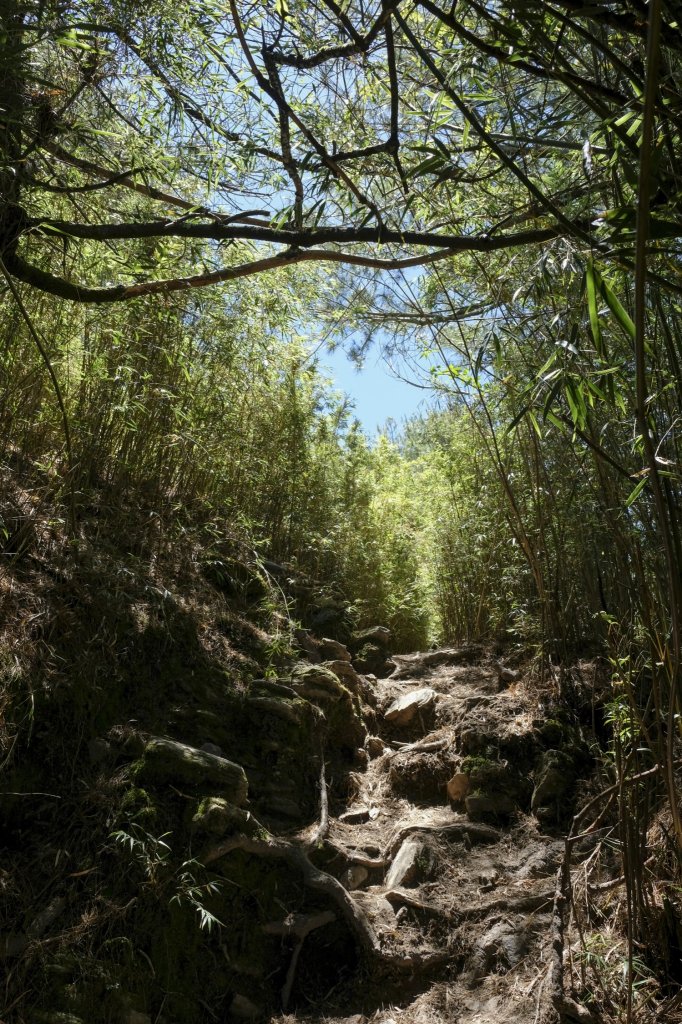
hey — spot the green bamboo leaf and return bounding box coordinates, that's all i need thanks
[597,274,635,341]
[528,410,542,438]
[506,405,531,433]
[626,475,648,506]
[585,260,603,357]
[545,411,564,429]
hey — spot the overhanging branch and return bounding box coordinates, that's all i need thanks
[4,227,560,303]
[29,217,563,249]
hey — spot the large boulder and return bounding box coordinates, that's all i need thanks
[352,626,391,649]
[290,662,346,702]
[351,626,394,676]
[192,798,258,836]
[138,737,248,804]
[323,659,362,693]
[319,637,352,662]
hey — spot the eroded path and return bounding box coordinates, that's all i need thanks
[202,643,590,1024]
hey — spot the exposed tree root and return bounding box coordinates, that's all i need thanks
[202,834,451,969]
[263,910,336,1010]
[383,820,501,860]
[387,738,450,758]
[323,841,387,869]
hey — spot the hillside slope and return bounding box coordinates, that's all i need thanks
[0,497,679,1024]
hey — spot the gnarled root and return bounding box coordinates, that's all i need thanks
[203,834,449,970]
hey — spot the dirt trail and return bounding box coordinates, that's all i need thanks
[259,649,579,1024]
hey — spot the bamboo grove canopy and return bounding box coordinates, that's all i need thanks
[1,0,681,303]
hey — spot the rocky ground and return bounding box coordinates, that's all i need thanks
[185,638,596,1024]
[0,621,631,1024]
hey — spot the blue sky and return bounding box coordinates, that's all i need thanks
[320,345,434,435]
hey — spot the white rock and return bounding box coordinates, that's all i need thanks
[385,839,423,888]
[384,687,437,725]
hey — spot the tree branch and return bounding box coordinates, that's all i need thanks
[29,217,564,249]
[4,229,560,303]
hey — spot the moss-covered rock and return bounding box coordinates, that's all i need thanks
[290,662,346,702]
[192,798,259,837]
[138,738,248,804]
[119,786,157,825]
[461,756,531,822]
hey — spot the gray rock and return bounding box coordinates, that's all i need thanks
[465,791,517,821]
[319,637,352,662]
[365,735,386,758]
[324,659,361,692]
[493,660,520,689]
[200,742,224,757]
[290,662,345,702]
[139,737,248,804]
[246,694,302,724]
[384,687,437,726]
[516,843,563,879]
[353,626,391,648]
[469,919,528,982]
[294,628,321,663]
[354,644,395,677]
[192,797,251,835]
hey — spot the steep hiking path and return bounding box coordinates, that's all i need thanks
[4,620,600,1024]
[202,643,594,1024]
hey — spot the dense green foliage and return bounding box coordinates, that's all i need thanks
[3,2,682,1012]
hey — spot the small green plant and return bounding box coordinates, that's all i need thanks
[170,859,224,933]
[111,826,223,932]
[111,824,171,884]
[576,932,658,1013]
